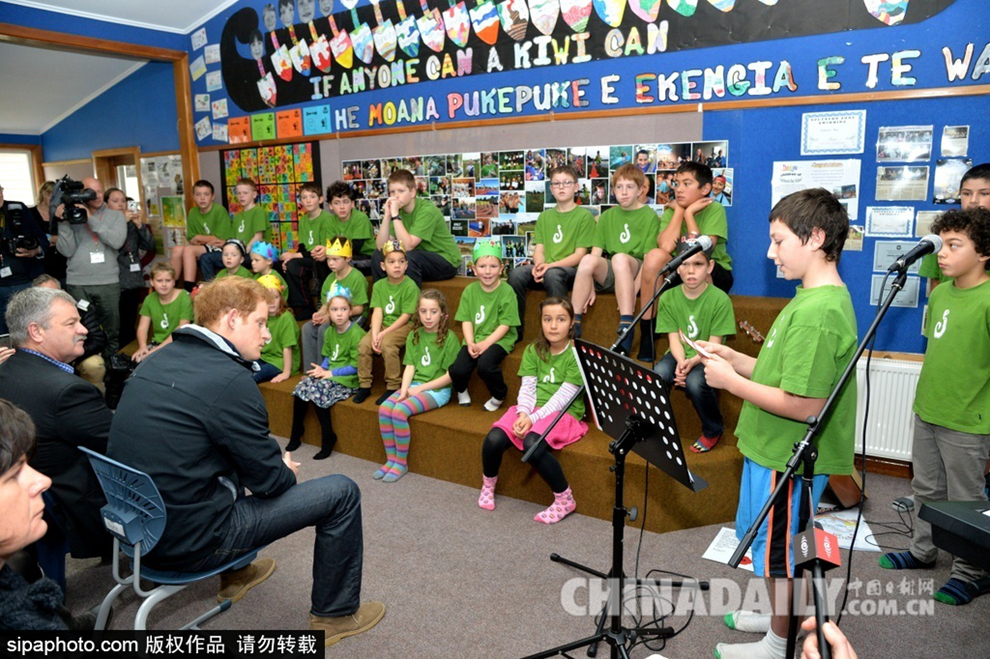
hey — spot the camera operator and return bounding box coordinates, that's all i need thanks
[0,182,48,335]
[55,177,126,359]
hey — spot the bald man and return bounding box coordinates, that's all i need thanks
[56,177,126,359]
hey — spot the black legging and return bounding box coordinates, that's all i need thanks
[481,428,568,493]
[291,396,337,451]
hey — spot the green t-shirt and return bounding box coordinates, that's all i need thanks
[371,276,420,328]
[403,328,461,383]
[592,205,660,260]
[734,285,858,475]
[914,278,990,434]
[658,202,732,271]
[320,266,370,308]
[297,210,330,251]
[534,206,595,264]
[261,310,300,374]
[454,281,520,353]
[518,341,586,420]
[215,265,253,279]
[918,253,953,285]
[322,321,365,389]
[254,270,289,300]
[139,290,194,344]
[656,284,736,359]
[233,205,271,244]
[326,209,375,256]
[396,199,460,267]
[186,203,232,241]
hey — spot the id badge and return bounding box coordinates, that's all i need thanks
[130,263,141,272]
[0,267,11,278]
[90,251,106,264]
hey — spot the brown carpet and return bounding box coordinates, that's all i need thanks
[63,438,988,658]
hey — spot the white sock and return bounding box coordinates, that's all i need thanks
[457,390,471,406]
[715,629,786,659]
[725,610,772,633]
[483,397,504,412]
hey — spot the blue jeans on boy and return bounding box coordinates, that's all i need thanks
[198,251,225,281]
[252,360,282,383]
[654,352,723,439]
[188,475,364,617]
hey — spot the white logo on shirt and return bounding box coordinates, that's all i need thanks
[160,313,170,330]
[542,367,556,384]
[766,326,777,348]
[619,223,631,244]
[385,295,396,314]
[475,305,486,324]
[238,219,245,234]
[687,314,699,339]
[205,225,211,235]
[421,346,432,367]
[330,344,340,361]
[933,309,950,339]
[308,230,315,245]
[552,225,564,244]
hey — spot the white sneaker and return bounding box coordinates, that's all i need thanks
[457,390,472,406]
[484,397,504,412]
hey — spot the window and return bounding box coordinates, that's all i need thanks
[0,150,36,205]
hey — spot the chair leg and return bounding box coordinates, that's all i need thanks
[184,599,232,630]
[134,585,186,630]
[95,583,129,631]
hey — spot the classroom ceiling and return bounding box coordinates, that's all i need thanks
[0,41,147,134]
[4,0,239,33]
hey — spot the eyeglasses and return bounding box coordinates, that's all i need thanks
[549,181,576,189]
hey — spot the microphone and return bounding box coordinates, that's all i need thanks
[887,234,942,273]
[660,235,714,275]
[793,523,842,572]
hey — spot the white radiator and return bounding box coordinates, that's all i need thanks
[854,358,922,462]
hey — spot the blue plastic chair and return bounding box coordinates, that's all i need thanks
[79,447,263,631]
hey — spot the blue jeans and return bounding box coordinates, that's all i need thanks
[199,251,225,281]
[0,282,31,334]
[252,360,282,383]
[654,352,724,438]
[189,475,364,617]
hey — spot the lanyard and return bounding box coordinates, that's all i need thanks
[84,206,103,247]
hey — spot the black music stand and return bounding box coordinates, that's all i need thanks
[522,340,708,659]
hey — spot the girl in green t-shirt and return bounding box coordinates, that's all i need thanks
[376,289,461,483]
[289,284,365,460]
[253,275,299,384]
[479,297,588,524]
[133,263,193,363]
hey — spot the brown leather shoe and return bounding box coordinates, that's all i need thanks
[217,557,276,603]
[309,601,386,647]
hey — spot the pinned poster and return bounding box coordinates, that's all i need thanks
[191,27,207,51]
[213,122,229,143]
[229,117,252,144]
[194,116,212,141]
[204,44,221,64]
[940,126,969,157]
[277,109,303,138]
[194,94,210,112]
[212,98,229,120]
[205,71,223,92]
[189,55,207,81]
[303,105,332,135]
[251,113,276,142]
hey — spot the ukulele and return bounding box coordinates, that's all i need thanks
[738,320,765,344]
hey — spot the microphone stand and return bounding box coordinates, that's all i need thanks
[728,269,910,659]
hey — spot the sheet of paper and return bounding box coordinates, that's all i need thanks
[211,98,229,120]
[772,160,861,220]
[194,116,212,141]
[876,125,933,162]
[191,27,207,51]
[876,166,929,202]
[206,71,223,92]
[801,110,866,155]
[815,504,880,552]
[194,94,210,112]
[871,274,920,308]
[940,125,969,157]
[873,240,923,274]
[846,226,864,252]
[212,122,228,143]
[189,55,207,81]
[865,206,913,237]
[204,44,221,64]
[915,210,942,238]
[702,527,754,572]
[933,158,973,204]
[679,329,712,357]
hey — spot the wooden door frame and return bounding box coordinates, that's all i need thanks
[0,22,199,204]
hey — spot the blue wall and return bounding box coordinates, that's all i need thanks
[0,134,41,145]
[42,62,180,162]
[705,95,988,353]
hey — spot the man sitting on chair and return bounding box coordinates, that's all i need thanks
[107,277,384,646]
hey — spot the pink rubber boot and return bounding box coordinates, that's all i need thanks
[478,475,497,511]
[534,487,576,524]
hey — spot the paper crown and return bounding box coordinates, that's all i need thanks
[250,241,278,262]
[326,236,352,258]
[256,274,284,292]
[382,239,405,256]
[325,282,353,303]
[472,239,502,261]
[223,238,246,258]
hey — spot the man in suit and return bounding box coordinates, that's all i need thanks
[0,286,111,559]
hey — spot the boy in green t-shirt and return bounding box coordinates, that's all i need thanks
[133,263,193,363]
[355,240,419,405]
[232,177,270,251]
[301,236,370,366]
[326,181,375,269]
[700,189,857,659]
[919,163,990,294]
[214,238,253,280]
[571,164,660,355]
[450,240,521,412]
[654,242,736,453]
[374,169,459,288]
[508,164,594,340]
[172,180,231,291]
[638,161,732,361]
[278,182,331,317]
[880,207,990,606]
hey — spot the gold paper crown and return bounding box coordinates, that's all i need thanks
[326,236,352,258]
[256,274,284,292]
[382,239,405,256]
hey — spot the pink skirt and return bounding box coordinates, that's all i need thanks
[491,405,589,451]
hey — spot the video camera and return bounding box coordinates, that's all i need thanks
[1,201,39,254]
[49,175,97,228]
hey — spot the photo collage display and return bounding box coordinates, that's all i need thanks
[342,141,730,275]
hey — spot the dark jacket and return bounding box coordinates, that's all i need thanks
[117,221,155,291]
[0,200,48,286]
[107,325,296,570]
[0,566,65,631]
[0,350,111,558]
[75,299,108,364]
